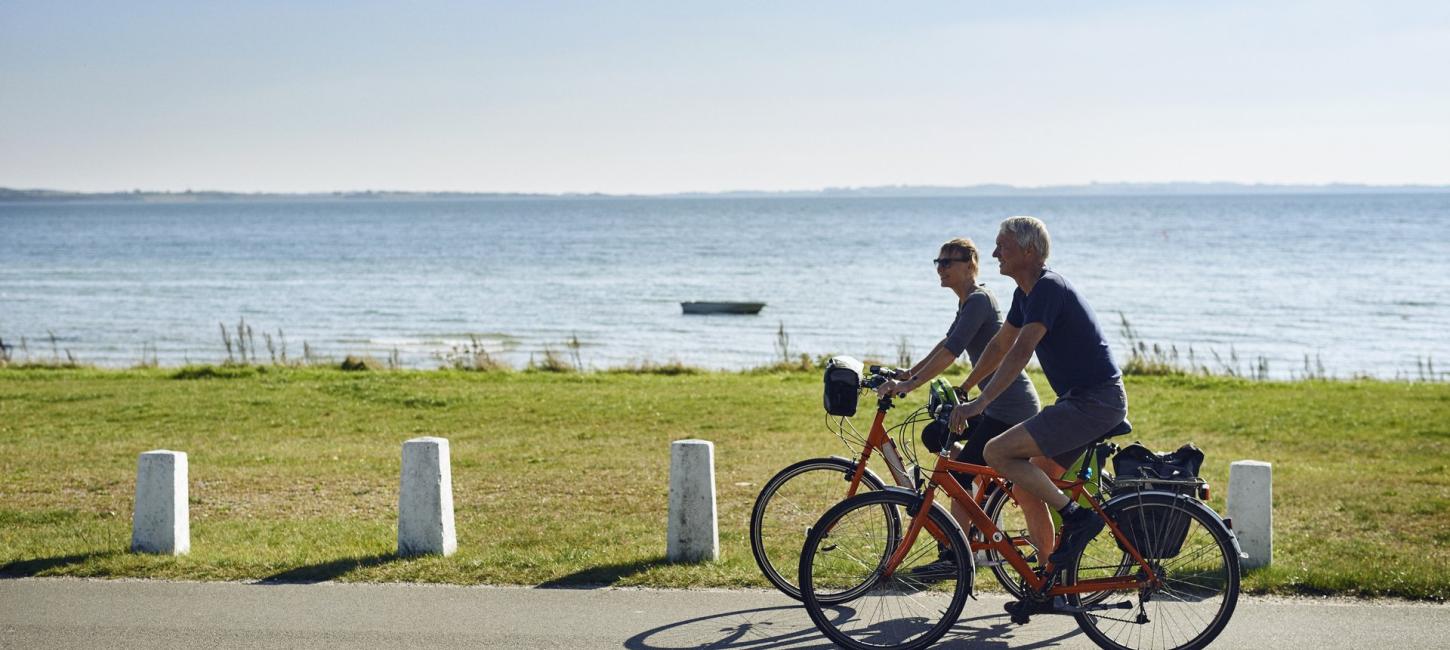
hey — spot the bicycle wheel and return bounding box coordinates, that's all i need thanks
[800,490,971,650]
[750,457,892,600]
[979,481,1032,599]
[1065,492,1240,650]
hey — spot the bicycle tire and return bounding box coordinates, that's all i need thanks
[749,457,891,601]
[799,489,972,650]
[1065,492,1241,650]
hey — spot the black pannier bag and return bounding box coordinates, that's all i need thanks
[822,356,864,417]
[1111,442,1205,559]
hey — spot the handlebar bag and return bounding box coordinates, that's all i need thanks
[823,355,864,417]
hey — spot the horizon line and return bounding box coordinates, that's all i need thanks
[4,180,1450,200]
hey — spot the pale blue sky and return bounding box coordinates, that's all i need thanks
[2,1,1447,193]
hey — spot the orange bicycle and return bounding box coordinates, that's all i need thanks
[797,402,1243,650]
[750,359,1039,601]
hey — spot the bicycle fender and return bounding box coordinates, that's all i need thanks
[827,455,886,488]
[878,487,977,592]
[1103,490,1247,560]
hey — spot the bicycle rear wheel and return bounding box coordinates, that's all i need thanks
[750,457,891,600]
[1065,493,1240,650]
[800,490,971,650]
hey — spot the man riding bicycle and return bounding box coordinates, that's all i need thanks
[949,216,1129,599]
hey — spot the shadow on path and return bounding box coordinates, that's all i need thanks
[536,556,669,589]
[258,553,401,584]
[1,551,119,577]
[624,604,834,650]
[624,603,1081,650]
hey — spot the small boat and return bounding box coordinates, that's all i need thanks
[681,301,766,315]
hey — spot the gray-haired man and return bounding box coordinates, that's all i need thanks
[950,216,1128,610]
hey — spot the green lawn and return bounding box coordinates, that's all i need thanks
[1,366,1446,600]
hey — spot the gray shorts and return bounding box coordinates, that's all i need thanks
[1023,378,1128,469]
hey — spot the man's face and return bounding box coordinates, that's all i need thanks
[992,231,1027,276]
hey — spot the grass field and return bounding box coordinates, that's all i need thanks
[1,366,1446,600]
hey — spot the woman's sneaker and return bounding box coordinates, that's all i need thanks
[907,548,957,582]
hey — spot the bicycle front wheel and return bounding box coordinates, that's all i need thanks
[1065,492,1241,650]
[800,490,971,650]
[750,457,891,600]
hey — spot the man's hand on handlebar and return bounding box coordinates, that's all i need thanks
[950,398,986,432]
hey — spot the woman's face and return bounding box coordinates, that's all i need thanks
[936,248,975,288]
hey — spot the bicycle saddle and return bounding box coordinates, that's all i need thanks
[1103,419,1133,439]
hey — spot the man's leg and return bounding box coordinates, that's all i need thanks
[984,424,1103,569]
[982,424,1069,510]
[1012,456,1068,559]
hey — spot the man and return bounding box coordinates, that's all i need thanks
[950,216,1128,595]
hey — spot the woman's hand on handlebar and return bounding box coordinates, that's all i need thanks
[874,378,911,399]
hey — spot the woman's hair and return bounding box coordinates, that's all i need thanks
[999,216,1051,262]
[939,237,979,274]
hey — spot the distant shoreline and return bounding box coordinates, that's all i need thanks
[4,182,1450,203]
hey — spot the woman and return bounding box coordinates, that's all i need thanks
[876,237,1050,566]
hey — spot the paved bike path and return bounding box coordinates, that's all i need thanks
[2,578,1446,649]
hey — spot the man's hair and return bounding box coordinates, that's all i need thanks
[999,216,1051,262]
[940,237,979,274]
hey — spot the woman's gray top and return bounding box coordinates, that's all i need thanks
[942,285,1041,425]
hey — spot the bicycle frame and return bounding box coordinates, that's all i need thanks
[885,454,1164,596]
[841,396,1025,555]
[843,398,915,494]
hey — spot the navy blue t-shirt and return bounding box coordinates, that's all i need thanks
[1006,269,1121,396]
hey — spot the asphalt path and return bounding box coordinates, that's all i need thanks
[1,578,1446,649]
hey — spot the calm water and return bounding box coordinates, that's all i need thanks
[2,195,1447,379]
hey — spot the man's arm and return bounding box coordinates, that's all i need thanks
[957,322,1020,392]
[974,323,1044,406]
[951,323,1044,430]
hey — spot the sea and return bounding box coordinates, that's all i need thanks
[2,194,1447,380]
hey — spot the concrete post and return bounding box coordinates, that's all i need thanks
[131,450,189,555]
[398,437,457,557]
[1227,460,1272,568]
[667,439,718,563]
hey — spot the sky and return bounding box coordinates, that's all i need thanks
[2,1,1448,194]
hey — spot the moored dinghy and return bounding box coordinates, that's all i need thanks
[681,301,766,315]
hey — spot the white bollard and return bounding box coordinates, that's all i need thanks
[398,437,457,557]
[131,450,190,555]
[1227,460,1272,568]
[667,439,719,563]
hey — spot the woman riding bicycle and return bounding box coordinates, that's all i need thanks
[875,237,1050,564]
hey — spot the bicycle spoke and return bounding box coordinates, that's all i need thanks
[801,493,969,650]
[1071,496,1239,650]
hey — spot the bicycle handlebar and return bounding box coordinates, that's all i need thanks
[869,365,907,379]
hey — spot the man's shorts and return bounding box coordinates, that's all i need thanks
[1024,378,1128,470]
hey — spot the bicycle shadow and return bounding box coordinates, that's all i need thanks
[623,604,835,650]
[623,602,1080,649]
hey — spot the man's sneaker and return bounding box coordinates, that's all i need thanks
[1048,504,1104,567]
